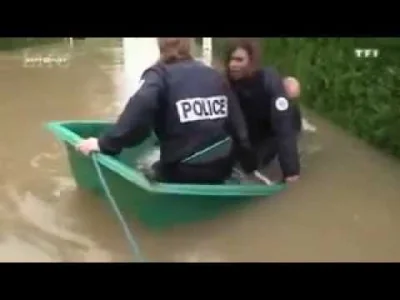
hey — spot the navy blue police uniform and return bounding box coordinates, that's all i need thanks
[97,60,255,184]
[229,66,301,179]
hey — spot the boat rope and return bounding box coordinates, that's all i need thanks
[91,155,147,262]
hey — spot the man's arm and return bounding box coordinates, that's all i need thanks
[264,68,300,180]
[98,67,165,156]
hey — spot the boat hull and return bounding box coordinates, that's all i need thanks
[46,120,285,230]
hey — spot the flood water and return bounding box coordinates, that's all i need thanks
[1,38,400,262]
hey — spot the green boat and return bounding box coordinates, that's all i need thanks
[46,120,286,230]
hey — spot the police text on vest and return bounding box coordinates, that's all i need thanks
[176,96,228,123]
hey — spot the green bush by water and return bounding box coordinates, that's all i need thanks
[0,38,64,50]
[208,38,400,158]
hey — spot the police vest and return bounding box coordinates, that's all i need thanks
[151,60,232,164]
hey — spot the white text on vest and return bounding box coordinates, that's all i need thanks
[176,96,228,123]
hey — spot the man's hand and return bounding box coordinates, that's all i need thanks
[283,76,301,99]
[76,137,100,156]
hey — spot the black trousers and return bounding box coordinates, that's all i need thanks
[151,157,234,184]
[255,105,303,169]
[253,137,279,169]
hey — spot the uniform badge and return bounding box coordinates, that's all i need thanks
[275,97,289,111]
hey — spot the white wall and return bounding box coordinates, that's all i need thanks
[122,38,160,101]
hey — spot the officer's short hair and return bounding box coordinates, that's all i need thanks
[223,38,262,74]
[157,38,193,64]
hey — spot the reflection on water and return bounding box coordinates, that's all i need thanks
[0,38,400,262]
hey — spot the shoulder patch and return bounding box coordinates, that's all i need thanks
[275,97,289,111]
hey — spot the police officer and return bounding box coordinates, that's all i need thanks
[76,38,255,184]
[223,38,301,183]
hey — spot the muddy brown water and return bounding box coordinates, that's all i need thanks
[1,38,400,262]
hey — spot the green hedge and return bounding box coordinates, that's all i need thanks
[207,38,400,158]
[0,38,64,50]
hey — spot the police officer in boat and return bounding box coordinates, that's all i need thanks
[76,38,256,184]
[223,38,301,183]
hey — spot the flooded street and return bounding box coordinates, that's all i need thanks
[1,38,400,262]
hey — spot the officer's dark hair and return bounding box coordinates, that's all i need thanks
[157,38,193,64]
[223,38,262,75]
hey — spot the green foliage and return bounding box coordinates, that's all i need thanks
[210,38,400,158]
[0,38,64,50]
[261,38,400,157]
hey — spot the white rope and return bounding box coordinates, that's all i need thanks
[233,168,273,186]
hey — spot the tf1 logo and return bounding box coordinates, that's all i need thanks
[354,48,379,58]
